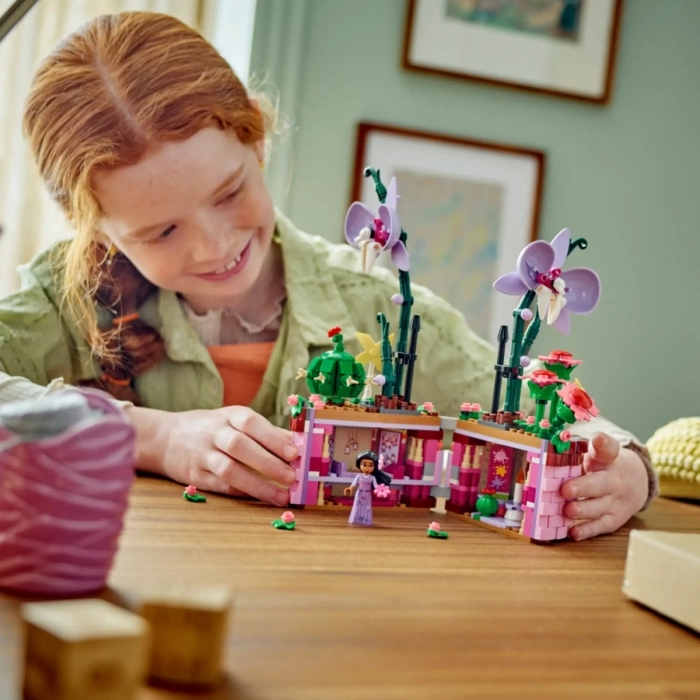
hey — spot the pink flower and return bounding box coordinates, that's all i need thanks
[559,430,571,442]
[287,395,299,406]
[557,382,600,422]
[185,485,197,496]
[523,369,561,388]
[429,521,441,532]
[422,402,434,412]
[461,402,472,412]
[539,419,551,429]
[374,484,391,498]
[539,350,582,368]
[281,511,295,524]
[526,416,536,425]
[472,403,481,411]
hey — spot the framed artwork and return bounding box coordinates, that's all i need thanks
[350,122,544,344]
[402,0,624,104]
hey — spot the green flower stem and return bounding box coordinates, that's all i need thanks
[504,290,535,413]
[393,267,413,398]
[534,399,548,425]
[548,392,561,423]
[377,313,395,397]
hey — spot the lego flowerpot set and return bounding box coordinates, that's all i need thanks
[287,168,601,543]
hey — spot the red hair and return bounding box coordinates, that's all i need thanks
[22,12,271,403]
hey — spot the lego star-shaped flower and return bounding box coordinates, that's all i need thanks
[355,331,394,366]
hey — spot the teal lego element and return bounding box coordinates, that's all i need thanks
[303,328,366,403]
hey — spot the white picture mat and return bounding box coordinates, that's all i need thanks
[359,130,540,342]
[409,0,617,98]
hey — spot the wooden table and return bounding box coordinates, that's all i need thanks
[2,477,699,700]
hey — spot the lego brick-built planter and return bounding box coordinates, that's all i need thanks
[286,170,602,544]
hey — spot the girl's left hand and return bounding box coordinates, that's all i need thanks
[560,432,649,541]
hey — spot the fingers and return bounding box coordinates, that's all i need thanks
[189,470,239,497]
[206,451,290,506]
[584,432,619,473]
[228,408,298,462]
[569,513,618,541]
[214,426,297,486]
[563,493,612,521]
[560,470,610,500]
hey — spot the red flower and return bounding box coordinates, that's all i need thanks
[328,326,342,338]
[539,350,582,368]
[557,382,599,422]
[523,369,561,388]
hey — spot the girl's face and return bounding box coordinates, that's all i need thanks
[94,127,275,311]
[359,459,375,474]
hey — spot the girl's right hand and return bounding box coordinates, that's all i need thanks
[126,405,298,506]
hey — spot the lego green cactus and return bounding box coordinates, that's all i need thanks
[297,327,366,404]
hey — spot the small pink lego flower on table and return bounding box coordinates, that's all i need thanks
[272,511,296,530]
[183,485,207,503]
[559,430,571,442]
[427,521,449,539]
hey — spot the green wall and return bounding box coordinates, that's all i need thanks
[253,0,700,441]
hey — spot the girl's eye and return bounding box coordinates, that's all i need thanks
[218,187,241,205]
[159,225,176,240]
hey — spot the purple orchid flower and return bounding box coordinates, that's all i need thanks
[344,177,410,273]
[493,228,600,335]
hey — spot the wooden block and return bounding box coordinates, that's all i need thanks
[138,585,232,688]
[622,530,700,633]
[21,599,150,700]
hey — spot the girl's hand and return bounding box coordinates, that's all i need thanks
[344,486,354,497]
[127,406,298,506]
[560,432,649,541]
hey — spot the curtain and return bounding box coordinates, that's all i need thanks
[0,0,204,297]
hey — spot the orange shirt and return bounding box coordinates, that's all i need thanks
[207,342,276,407]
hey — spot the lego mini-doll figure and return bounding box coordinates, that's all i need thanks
[344,451,392,526]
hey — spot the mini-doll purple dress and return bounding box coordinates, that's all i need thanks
[348,473,378,526]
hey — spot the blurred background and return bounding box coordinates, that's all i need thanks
[0,0,698,442]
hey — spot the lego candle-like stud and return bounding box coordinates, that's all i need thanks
[0,389,136,595]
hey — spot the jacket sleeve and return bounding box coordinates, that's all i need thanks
[0,263,77,392]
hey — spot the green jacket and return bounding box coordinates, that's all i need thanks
[0,210,508,427]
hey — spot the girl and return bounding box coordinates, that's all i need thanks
[344,451,392,527]
[0,12,654,540]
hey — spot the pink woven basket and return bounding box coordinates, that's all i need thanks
[0,389,136,594]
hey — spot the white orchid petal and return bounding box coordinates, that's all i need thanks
[535,285,551,321]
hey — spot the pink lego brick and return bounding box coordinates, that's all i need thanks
[406,463,422,479]
[541,502,564,516]
[533,526,557,541]
[305,482,319,503]
[549,466,570,479]
[541,477,563,492]
[569,465,583,478]
[548,514,566,528]
[565,517,575,527]
[310,456,322,474]
[423,439,439,464]
[451,442,465,466]
[319,458,330,477]
[556,526,569,540]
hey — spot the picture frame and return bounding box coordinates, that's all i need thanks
[402,0,624,104]
[350,122,545,344]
